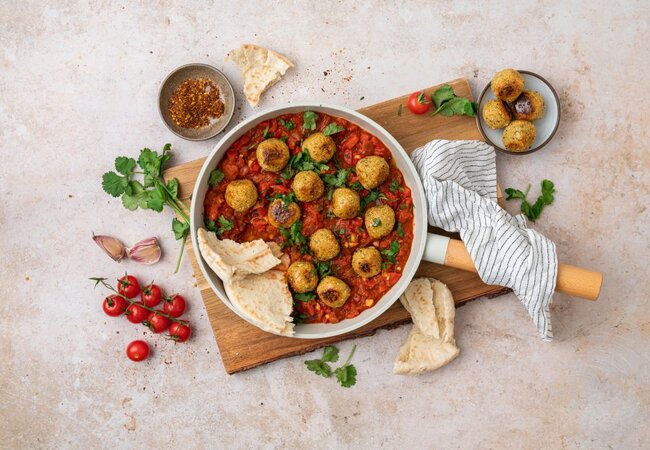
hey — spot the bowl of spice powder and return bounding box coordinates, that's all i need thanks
[159,63,235,140]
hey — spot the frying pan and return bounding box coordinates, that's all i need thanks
[190,103,602,339]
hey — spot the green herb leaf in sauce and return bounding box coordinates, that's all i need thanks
[381,240,401,264]
[315,261,332,277]
[389,180,400,192]
[322,169,349,187]
[348,181,363,191]
[371,218,382,227]
[294,292,316,302]
[396,222,404,238]
[267,191,296,207]
[208,169,225,187]
[279,118,295,130]
[303,111,318,131]
[322,123,345,136]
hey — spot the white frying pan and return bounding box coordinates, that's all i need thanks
[190,103,602,339]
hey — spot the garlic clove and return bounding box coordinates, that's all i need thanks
[93,234,127,262]
[127,237,162,264]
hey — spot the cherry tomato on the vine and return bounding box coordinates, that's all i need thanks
[169,322,191,342]
[163,294,186,318]
[102,294,127,317]
[126,340,149,362]
[406,91,431,115]
[141,283,162,307]
[118,274,141,299]
[146,311,170,333]
[126,303,148,324]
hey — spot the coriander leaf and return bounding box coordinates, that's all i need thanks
[303,111,318,131]
[315,261,332,277]
[396,222,404,238]
[389,180,400,192]
[138,148,162,178]
[305,359,331,378]
[279,118,295,130]
[172,217,190,240]
[322,169,349,187]
[321,346,339,363]
[349,181,363,191]
[267,192,296,206]
[294,292,316,302]
[217,215,234,235]
[292,312,309,324]
[431,84,455,109]
[335,365,357,388]
[102,171,128,197]
[541,179,555,204]
[371,218,382,227]
[521,200,533,220]
[121,181,148,210]
[208,169,225,187]
[205,219,218,233]
[323,123,345,136]
[166,178,179,199]
[381,240,401,264]
[146,186,166,212]
[505,188,526,200]
[360,189,385,211]
[115,156,136,176]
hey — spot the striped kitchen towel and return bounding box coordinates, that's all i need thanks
[410,140,558,340]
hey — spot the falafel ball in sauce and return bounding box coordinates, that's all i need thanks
[490,68,525,102]
[225,179,258,213]
[365,204,395,239]
[256,138,290,172]
[482,99,512,129]
[317,276,351,308]
[356,155,389,190]
[302,132,336,163]
[292,170,324,202]
[309,228,340,261]
[352,247,382,278]
[331,187,360,219]
[512,90,545,121]
[267,199,301,228]
[287,261,318,293]
[502,120,536,152]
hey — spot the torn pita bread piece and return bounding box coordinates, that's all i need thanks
[226,44,294,106]
[197,228,294,336]
[394,278,460,375]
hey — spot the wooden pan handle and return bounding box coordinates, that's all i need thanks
[443,239,602,301]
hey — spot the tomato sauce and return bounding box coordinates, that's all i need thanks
[203,112,414,324]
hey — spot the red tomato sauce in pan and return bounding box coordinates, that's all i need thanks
[203,112,414,324]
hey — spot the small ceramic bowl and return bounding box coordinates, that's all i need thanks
[476,70,560,155]
[158,63,235,141]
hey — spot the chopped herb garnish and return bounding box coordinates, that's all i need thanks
[279,118,295,130]
[267,191,296,206]
[262,125,272,139]
[206,214,233,236]
[348,181,363,191]
[280,220,307,252]
[314,261,332,277]
[389,180,400,192]
[380,240,401,264]
[303,111,318,131]
[294,292,316,302]
[282,150,329,179]
[280,136,288,143]
[359,189,387,211]
[397,104,403,116]
[396,222,404,238]
[322,169,349,187]
[323,123,345,136]
[208,169,225,187]
[371,218,382,227]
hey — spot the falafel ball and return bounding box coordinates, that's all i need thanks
[302,132,336,163]
[352,247,382,278]
[365,204,395,239]
[309,228,340,261]
[482,99,512,129]
[356,156,390,190]
[331,187,360,219]
[287,261,318,293]
[225,179,258,213]
[256,138,290,172]
[502,120,536,152]
[292,170,324,202]
[267,199,301,228]
[512,90,545,121]
[316,276,351,308]
[491,69,525,102]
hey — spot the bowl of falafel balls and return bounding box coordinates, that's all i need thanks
[477,69,560,155]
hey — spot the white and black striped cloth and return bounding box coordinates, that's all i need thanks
[411,140,557,340]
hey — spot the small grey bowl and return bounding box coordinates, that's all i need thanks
[158,63,235,141]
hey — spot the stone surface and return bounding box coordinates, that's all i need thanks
[1,1,649,449]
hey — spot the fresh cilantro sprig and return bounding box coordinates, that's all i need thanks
[322,169,349,188]
[267,191,296,206]
[505,179,555,222]
[281,150,329,179]
[359,189,388,212]
[294,292,316,302]
[304,345,357,388]
[208,169,224,187]
[206,215,234,236]
[430,84,478,118]
[101,144,190,273]
[314,261,332,278]
[303,111,318,131]
[279,220,308,253]
[279,118,295,130]
[323,123,345,136]
[381,240,401,264]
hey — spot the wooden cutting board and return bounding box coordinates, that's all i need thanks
[164,78,509,374]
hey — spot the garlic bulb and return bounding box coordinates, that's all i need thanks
[127,238,162,265]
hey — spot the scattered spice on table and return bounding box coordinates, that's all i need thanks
[168,78,224,128]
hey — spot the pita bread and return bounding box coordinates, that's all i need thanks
[197,228,294,336]
[394,278,460,375]
[226,44,294,106]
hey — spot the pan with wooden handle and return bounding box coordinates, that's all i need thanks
[424,234,602,300]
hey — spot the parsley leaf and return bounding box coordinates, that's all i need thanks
[389,180,400,192]
[321,346,339,363]
[294,292,316,302]
[166,178,179,199]
[381,240,401,264]
[217,215,234,234]
[115,156,136,176]
[305,359,332,377]
[315,261,332,277]
[279,118,295,130]
[430,84,477,118]
[267,191,296,206]
[280,220,307,252]
[322,123,345,136]
[208,169,225,187]
[303,111,318,131]
[334,345,357,388]
[172,217,190,240]
[282,150,329,179]
[505,179,555,222]
[121,181,148,210]
[396,222,404,238]
[348,181,363,191]
[102,171,128,197]
[359,189,387,211]
[322,169,349,187]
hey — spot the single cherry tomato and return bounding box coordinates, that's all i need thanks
[406,91,431,115]
[102,294,127,317]
[141,283,162,307]
[126,340,149,362]
[117,274,140,299]
[163,294,186,318]
[145,311,170,333]
[125,303,148,324]
[169,322,191,343]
